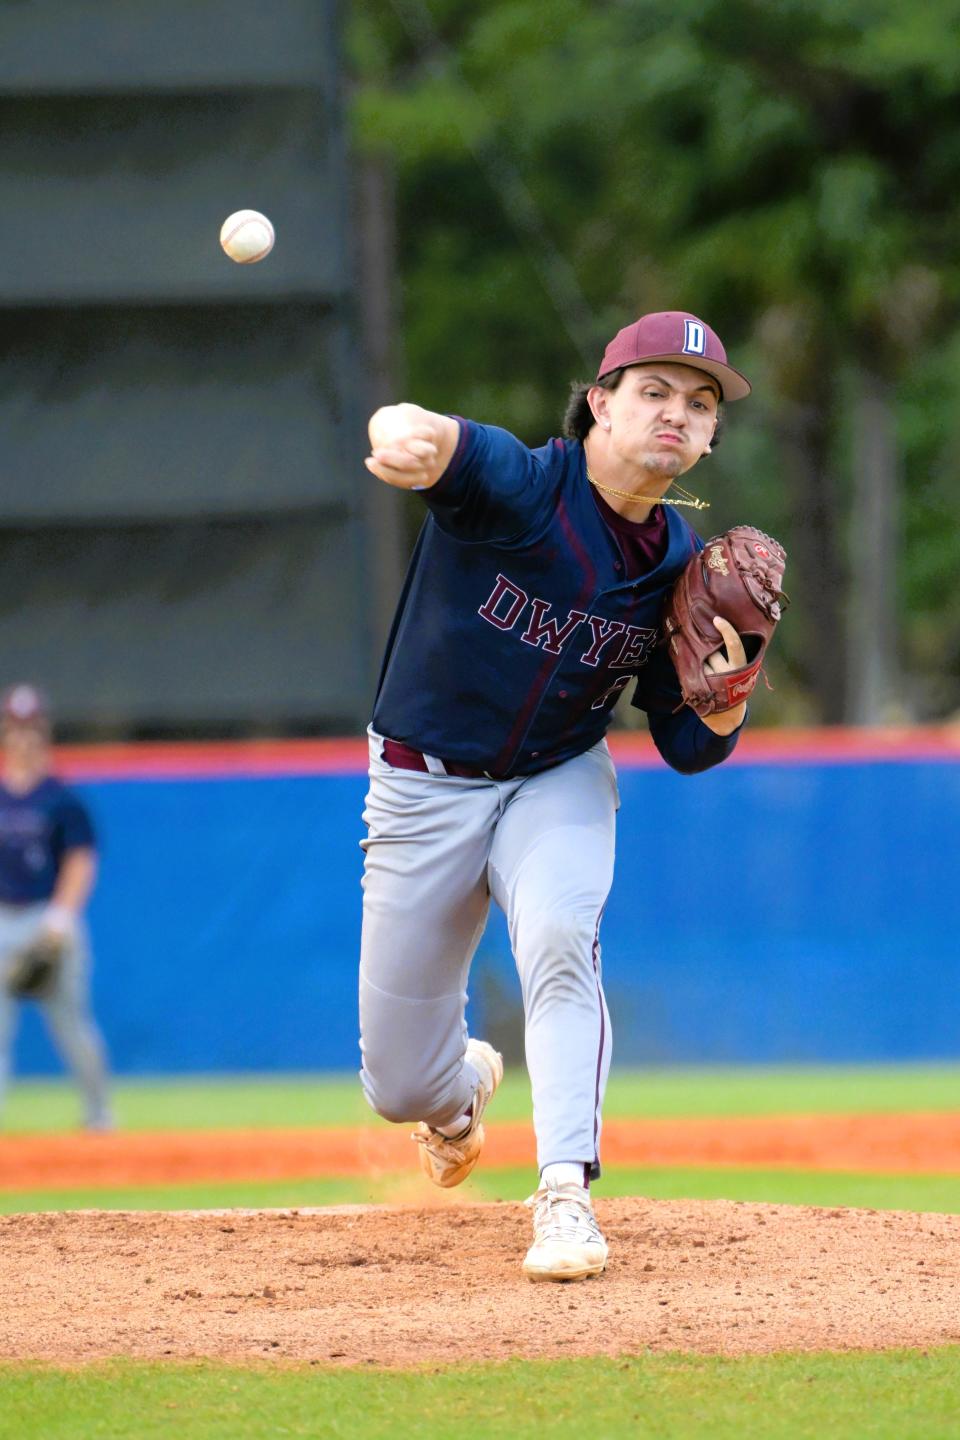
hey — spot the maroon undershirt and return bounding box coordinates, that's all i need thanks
[590,485,669,578]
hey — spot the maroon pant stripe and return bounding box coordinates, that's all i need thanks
[591,904,607,1169]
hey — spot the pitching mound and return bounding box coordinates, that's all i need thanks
[3,1198,960,1365]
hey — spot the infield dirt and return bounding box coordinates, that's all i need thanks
[5,1112,960,1190]
[3,1198,960,1364]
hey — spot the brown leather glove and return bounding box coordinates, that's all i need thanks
[663,526,788,717]
[5,930,66,1000]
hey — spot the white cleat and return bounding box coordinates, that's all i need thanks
[412,1039,504,1188]
[522,1178,608,1282]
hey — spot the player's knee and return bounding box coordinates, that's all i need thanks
[364,1086,422,1125]
[521,906,596,966]
[517,907,599,999]
[361,1066,450,1126]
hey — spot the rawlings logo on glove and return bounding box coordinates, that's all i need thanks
[663,525,788,717]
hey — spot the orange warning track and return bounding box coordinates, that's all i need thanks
[4,1112,960,1191]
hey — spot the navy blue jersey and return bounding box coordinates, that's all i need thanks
[372,421,744,777]
[0,776,95,904]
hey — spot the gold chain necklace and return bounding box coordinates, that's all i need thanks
[585,465,709,511]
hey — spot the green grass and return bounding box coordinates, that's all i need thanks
[472,1164,960,1214]
[4,1073,960,1436]
[0,1176,377,1215]
[1,1074,373,1133]
[3,1352,960,1440]
[6,1063,960,1134]
[7,1164,960,1218]
[599,1064,960,1119]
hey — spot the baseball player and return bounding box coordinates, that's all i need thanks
[360,311,751,1280]
[0,684,113,1131]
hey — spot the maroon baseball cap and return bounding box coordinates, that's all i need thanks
[1,683,50,726]
[597,310,751,401]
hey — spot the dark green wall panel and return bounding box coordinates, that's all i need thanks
[0,519,369,729]
[0,0,335,93]
[0,305,355,520]
[0,2,372,733]
[0,95,344,304]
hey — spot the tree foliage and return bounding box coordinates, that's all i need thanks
[349,0,960,723]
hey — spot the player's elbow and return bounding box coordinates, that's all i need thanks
[654,733,733,775]
[658,749,711,776]
[649,710,739,775]
[649,724,699,774]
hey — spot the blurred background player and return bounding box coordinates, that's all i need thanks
[0,684,112,1131]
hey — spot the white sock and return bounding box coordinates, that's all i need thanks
[436,1112,472,1139]
[541,1162,589,1191]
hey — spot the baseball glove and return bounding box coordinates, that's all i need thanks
[5,931,66,1000]
[663,526,788,717]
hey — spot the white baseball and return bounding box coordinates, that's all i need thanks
[219,209,275,264]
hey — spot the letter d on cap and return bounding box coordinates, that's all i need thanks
[683,320,706,355]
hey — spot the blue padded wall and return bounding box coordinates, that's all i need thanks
[12,754,960,1074]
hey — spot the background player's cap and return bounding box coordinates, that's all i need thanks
[0,683,51,727]
[597,311,751,401]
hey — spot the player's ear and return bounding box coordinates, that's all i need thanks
[705,402,724,456]
[586,384,611,431]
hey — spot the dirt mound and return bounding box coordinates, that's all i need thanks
[3,1198,960,1365]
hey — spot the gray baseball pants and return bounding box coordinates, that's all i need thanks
[0,902,112,1128]
[359,730,617,1175]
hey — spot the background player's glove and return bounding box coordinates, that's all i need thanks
[663,526,788,717]
[5,930,66,1000]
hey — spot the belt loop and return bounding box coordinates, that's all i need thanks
[421,752,448,777]
[369,726,386,768]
